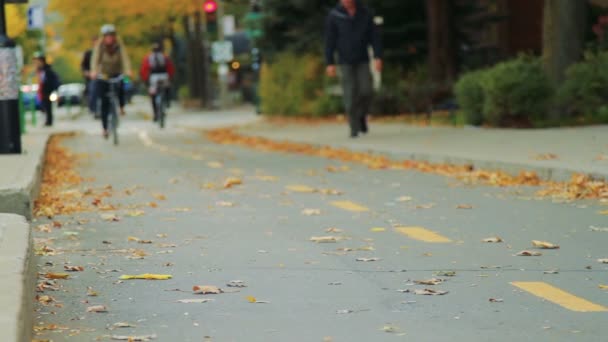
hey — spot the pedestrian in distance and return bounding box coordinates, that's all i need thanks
[33,52,61,127]
[81,36,99,116]
[325,0,382,138]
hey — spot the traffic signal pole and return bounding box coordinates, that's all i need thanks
[217,0,228,109]
[0,0,22,154]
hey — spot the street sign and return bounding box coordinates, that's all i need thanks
[211,40,233,63]
[223,15,235,36]
[27,5,44,30]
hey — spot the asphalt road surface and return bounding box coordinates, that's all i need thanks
[32,115,608,342]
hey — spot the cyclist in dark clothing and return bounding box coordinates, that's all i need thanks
[81,37,98,114]
[140,42,175,122]
[325,0,382,138]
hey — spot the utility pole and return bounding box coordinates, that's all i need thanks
[217,0,228,109]
[0,0,22,154]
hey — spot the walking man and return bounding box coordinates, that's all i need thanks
[325,0,382,138]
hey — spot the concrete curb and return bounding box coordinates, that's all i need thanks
[0,133,50,220]
[0,214,34,342]
[235,129,607,182]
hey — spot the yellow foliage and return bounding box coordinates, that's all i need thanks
[6,5,27,38]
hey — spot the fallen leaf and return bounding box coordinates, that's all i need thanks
[64,265,84,272]
[325,227,343,233]
[456,204,473,209]
[370,227,386,232]
[216,201,235,207]
[171,207,191,212]
[285,185,316,193]
[590,226,608,232]
[482,237,503,243]
[227,280,247,288]
[36,295,55,305]
[532,240,560,249]
[127,210,145,217]
[310,236,340,243]
[193,285,223,294]
[148,202,159,208]
[302,208,322,216]
[100,213,120,222]
[598,259,608,264]
[45,272,70,280]
[336,309,354,314]
[152,193,167,201]
[414,278,444,286]
[110,334,157,341]
[87,287,98,297]
[434,271,457,277]
[318,188,343,195]
[416,203,436,209]
[207,161,223,169]
[356,257,381,262]
[256,175,278,181]
[246,295,270,304]
[86,305,108,313]
[177,298,214,304]
[598,284,608,290]
[119,274,172,280]
[599,210,608,215]
[396,196,413,202]
[223,177,242,188]
[534,153,558,161]
[356,246,375,251]
[37,224,52,233]
[412,288,449,296]
[128,236,140,242]
[112,322,135,328]
[489,298,504,303]
[543,270,559,274]
[516,250,542,256]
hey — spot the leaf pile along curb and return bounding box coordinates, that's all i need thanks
[205,128,608,200]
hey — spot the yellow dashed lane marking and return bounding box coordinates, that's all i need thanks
[330,201,370,212]
[394,226,452,243]
[511,282,608,312]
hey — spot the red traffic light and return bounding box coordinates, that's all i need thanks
[203,0,218,13]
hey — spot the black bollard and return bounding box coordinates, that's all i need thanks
[0,0,21,154]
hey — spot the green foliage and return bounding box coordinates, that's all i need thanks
[454,70,485,125]
[557,52,608,120]
[455,56,554,126]
[260,53,339,116]
[51,55,82,84]
[178,85,190,100]
[312,93,343,117]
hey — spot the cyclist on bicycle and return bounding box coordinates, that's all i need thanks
[90,24,132,139]
[140,42,175,122]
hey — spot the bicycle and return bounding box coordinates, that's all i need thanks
[149,73,170,129]
[99,74,123,145]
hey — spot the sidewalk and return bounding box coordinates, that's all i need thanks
[236,121,608,181]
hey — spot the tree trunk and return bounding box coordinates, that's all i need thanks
[426,0,456,84]
[542,0,587,84]
[542,0,587,120]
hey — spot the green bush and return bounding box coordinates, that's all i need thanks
[454,70,486,125]
[481,56,553,126]
[260,52,331,116]
[455,56,553,126]
[558,52,608,120]
[177,85,190,100]
[311,93,343,117]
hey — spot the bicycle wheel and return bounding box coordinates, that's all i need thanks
[110,104,119,146]
[159,94,165,129]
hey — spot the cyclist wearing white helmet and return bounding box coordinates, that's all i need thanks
[90,24,132,138]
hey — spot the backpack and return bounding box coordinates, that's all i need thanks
[149,52,167,73]
[48,68,61,92]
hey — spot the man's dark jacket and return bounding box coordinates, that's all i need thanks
[324,0,382,65]
[40,64,60,97]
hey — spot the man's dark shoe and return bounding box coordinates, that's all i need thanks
[360,118,368,134]
[350,132,359,138]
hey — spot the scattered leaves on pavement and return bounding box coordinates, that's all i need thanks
[206,129,608,200]
[193,285,223,294]
[119,274,172,280]
[516,250,542,256]
[532,240,560,249]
